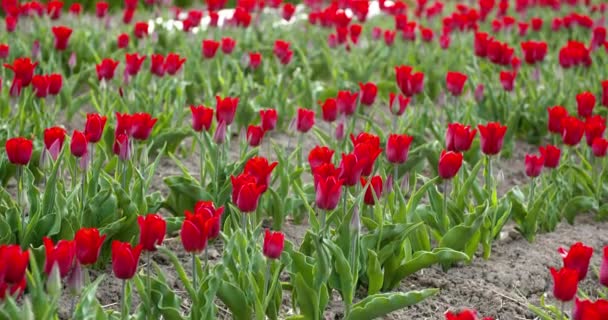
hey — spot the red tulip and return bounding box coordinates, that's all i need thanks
[559,242,593,280]
[202,39,220,58]
[5,16,17,33]
[115,112,133,136]
[314,175,343,210]
[561,116,585,146]
[52,26,72,51]
[602,80,608,107]
[247,125,264,147]
[95,1,108,18]
[592,138,608,157]
[215,96,239,125]
[191,105,214,132]
[550,267,579,302]
[113,133,131,161]
[520,41,547,64]
[353,141,382,176]
[180,210,208,253]
[296,108,315,133]
[395,65,424,97]
[248,52,262,69]
[576,91,596,118]
[263,229,284,259]
[337,90,358,116]
[0,44,9,59]
[445,309,479,320]
[386,133,414,164]
[438,150,463,179]
[446,123,476,152]
[131,112,157,140]
[96,58,119,81]
[69,3,82,15]
[164,53,186,75]
[384,30,396,46]
[193,201,224,239]
[32,75,49,98]
[478,122,507,156]
[125,0,138,9]
[277,2,294,20]
[9,78,22,98]
[111,241,142,279]
[259,109,277,131]
[585,115,606,146]
[592,26,607,50]
[47,0,63,19]
[599,246,608,287]
[547,106,568,134]
[361,175,383,205]
[244,156,278,192]
[124,53,146,76]
[389,93,410,116]
[133,22,148,39]
[69,130,88,159]
[117,33,130,49]
[221,37,236,54]
[0,245,29,284]
[351,132,380,149]
[233,178,265,212]
[499,70,516,92]
[43,237,75,277]
[338,153,364,186]
[320,98,338,123]
[524,153,544,178]
[138,214,166,252]
[150,53,165,76]
[531,17,543,31]
[539,145,560,168]
[74,228,106,265]
[5,137,33,165]
[47,73,62,95]
[445,71,467,97]
[85,113,107,143]
[308,146,334,170]
[124,9,135,24]
[4,57,37,86]
[43,126,67,159]
[359,82,377,106]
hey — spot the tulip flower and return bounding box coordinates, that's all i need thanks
[164,53,186,75]
[602,80,608,107]
[477,122,507,156]
[117,33,130,49]
[202,39,220,59]
[124,53,146,77]
[558,242,593,280]
[520,41,547,64]
[446,123,477,152]
[524,153,544,178]
[5,137,33,165]
[96,1,108,18]
[43,237,76,278]
[193,201,224,240]
[320,98,338,123]
[1,245,29,284]
[181,210,209,253]
[47,74,62,95]
[215,96,239,125]
[576,91,596,118]
[499,70,516,92]
[231,174,264,213]
[74,228,106,266]
[263,229,285,259]
[0,44,9,59]
[339,153,364,186]
[281,3,295,21]
[395,65,424,97]
[47,0,63,19]
[389,93,410,116]
[44,127,67,160]
[191,105,214,132]
[314,175,343,210]
[85,113,107,143]
[445,309,479,320]
[359,82,378,106]
[4,57,38,86]
[386,133,414,164]
[32,75,49,98]
[248,52,262,69]
[259,109,278,132]
[438,150,463,180]
[592,138,608,157]
[70,130,88,158]
[384,30,396,46]
[133,22,148,39]
[561,116,585,146]
[273,40,293,65]
[296,108,315,133]
[113,134,131,161]
[353,141,382,176]
[244,156,278,192]
[585,115,606,146]
[111,241,142,280]
[131,112,157,140]
[221,37,236,54]
[361,176,383,205]
[247,125,264,147]
[51,26,72,51]
[115,113,133,136]
[308,146,334,170]
[550,267,578,302]
[337,90,358,116]
[138,214,166,252]
[539,145,560,168]
[96,58,119,81]
[599,246,608,287]
[547,106,569,134]
[150,54,165,76]
[445,71,467,97]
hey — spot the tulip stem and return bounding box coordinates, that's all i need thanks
[192,253,197,291]
[442,180,449,233]
[204,245,209,273]
[242,212,248,236]
[147,251,152,316]
[263,260,271,306]
[121,280,127,319]
[199,131,205,187]
[17,166,24,244]
[80,169,86,225]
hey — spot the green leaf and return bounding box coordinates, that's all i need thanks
[561,196,598,224]
[366,250,383,295]
[293,274,319,320]
[73,276,107,320]
[217,281,253,320]
[326,242,354,307]
[149,129,191,154]
[346,289,439,320]
[162,175,212,216]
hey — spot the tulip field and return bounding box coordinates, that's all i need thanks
[2,0,608,318]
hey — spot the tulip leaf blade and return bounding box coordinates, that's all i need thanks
[345,288,438,320]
